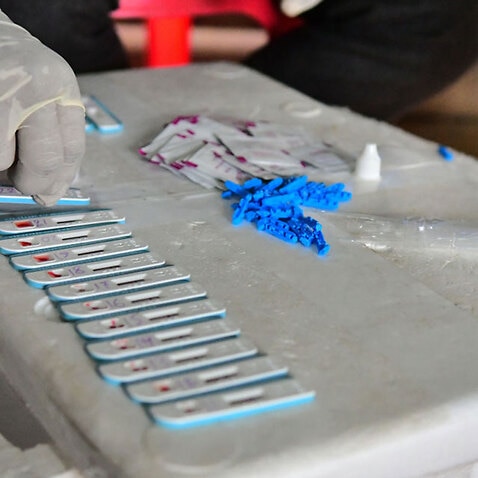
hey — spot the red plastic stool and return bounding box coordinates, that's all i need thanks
[147,16,191,65]
[112,0,302,67]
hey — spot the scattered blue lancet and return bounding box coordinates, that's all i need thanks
[438,145,454,161]
[222,176,352,256]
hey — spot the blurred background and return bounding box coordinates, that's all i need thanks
[114,15,478,158]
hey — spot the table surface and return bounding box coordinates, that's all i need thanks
[1,63,478,478]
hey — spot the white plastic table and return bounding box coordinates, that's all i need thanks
[1,63,478,478]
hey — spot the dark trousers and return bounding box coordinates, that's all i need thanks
[247,0,478,119]
[0,0,128,73]
[2,0,477,119]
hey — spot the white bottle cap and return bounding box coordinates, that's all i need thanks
[354,143,381,181]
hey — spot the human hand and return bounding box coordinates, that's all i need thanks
[280,0,323,17]
[0,10,85,206]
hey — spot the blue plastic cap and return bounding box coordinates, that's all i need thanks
[438,145,454,161]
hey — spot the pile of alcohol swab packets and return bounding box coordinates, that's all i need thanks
[139,115,349,189]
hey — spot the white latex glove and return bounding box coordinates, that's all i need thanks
[280,0,323,17]
[0,10,85,206]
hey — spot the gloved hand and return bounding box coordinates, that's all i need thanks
[0,10,85,206]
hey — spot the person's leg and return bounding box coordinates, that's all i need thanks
[0,0,128,73]
[246,0,478,120]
